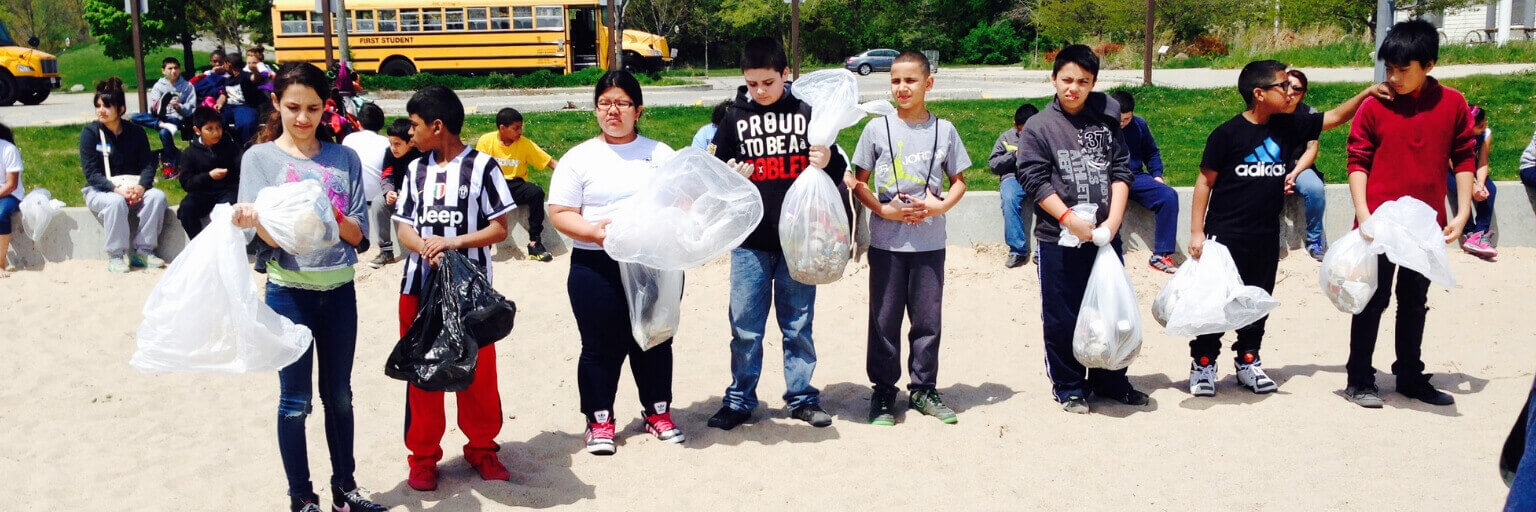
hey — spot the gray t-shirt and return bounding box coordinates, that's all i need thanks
[238,141,367,277]
[852,113,971,252]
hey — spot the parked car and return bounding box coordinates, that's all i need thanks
[844,49,898,75]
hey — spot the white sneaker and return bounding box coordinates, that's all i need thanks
[1235,354,1278,394]
[1189,359,1217,397]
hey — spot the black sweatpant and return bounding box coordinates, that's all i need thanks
[567,248,673,423]
[867,248,945,393]
[1190,236,1280,361]
[178,189,238,238]
[1037,239,1131,402]
[506,178,546,241]
[1347,255,1431,388]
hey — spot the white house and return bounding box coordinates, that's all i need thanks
[1403,0,1536,43]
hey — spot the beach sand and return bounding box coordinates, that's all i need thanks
[1,244,1529,510]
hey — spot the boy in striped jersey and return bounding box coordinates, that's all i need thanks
[392,86,518,492]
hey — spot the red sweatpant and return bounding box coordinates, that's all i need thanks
[399,294,503,467]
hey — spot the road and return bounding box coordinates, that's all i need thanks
[3,63,1530,128]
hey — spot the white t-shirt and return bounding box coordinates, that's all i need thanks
[0,139,23,200]
[342,130,390,199]
[547,136,675,251]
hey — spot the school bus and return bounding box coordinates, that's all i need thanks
[270,0,674,76]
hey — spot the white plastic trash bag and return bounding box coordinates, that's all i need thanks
[619,262,684,351]
[604,147,764,270]
[1360,197,1455,288]
[132,204,313,373]
[254,180,340,256]
[18,188,64,240]
[1074,244,1143,370]
[1057,203,1099,247]
[791,69,898,146]
[780,167,853,284]
[1319,230,1379,314]
[1153,239,1279,337]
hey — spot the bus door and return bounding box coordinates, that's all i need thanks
[570,6,599,69]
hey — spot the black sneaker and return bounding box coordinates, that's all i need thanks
[1061,395,1089,414]
[1399,377,1455,406]
[290,494,324,512]
[707,405,751,430]
[1004,253,1027,268]
[528,240,553,262]
[367,250,396,269]
[333,484,387,512]
[1113,388,1150,406]
[790,403,833,427]
[1346,383,1384,408]
[869,388,897,426]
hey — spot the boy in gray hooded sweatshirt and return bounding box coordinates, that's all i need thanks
[1016,44,1145,414]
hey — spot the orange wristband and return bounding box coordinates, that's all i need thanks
[1057,209,1072,225]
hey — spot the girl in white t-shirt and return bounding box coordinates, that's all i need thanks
[548,71,681,455]
[0,123,21,277]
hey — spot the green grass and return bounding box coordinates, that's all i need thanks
[1162,40,1536,69]
[56,44,213,93]
[17,72,1536,206]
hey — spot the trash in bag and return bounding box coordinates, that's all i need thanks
[1360,197,1455,288]
[254,180,340,256]
[1153,239,1279,337]
[132,205,313,373]
[1074,244,1142,370]
[604,147,764,270]
[18,188,64,241]
[619,261,684,351]
[385,251,516,392]
[780,167,853,284]
[778,69,895,284]
[1319,230,1379,314]
[1057,203,1099,247]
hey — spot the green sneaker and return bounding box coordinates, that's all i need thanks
[107,258,130,274]
[910,389,958,424]
[869,388,897,426]
[130,251,165,268]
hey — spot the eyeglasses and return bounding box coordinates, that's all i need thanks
[1260,80,1295,92]
[1290,87,1307,94]
[596,100,635,111]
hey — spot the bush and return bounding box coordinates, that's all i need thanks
[957,20,1027,65]
[1184,35,1228,57]
[1093,43,1125,56]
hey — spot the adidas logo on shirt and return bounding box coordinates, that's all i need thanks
[1233,137,1287,177]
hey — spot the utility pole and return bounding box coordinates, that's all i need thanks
[1143,0,1153,86]
[608,0,622,71]
[337,0,351,64]
[1374,0,1394,83]
[791,0,801,79]
[320,0,336,69]
[128,0,147,112]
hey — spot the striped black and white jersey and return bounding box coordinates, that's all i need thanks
[393,146,517,296]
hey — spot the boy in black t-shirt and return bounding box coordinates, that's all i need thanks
[1187,60,1389,397]
[176,106,242,238]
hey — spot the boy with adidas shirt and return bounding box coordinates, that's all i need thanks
[1187,60,1389,397]
[392,86,517,491]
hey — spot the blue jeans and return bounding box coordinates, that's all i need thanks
[268,282,359,498]
[224,104,260,146]
[1128,173,1179,255]
[725,247,819,411]
[1447,173,1497,234]
[1294,168,1327,245]
[1521,167,1536,188]
[999,175,1032,256]
[0,195,19,235]
[1507,376,1536,511]
[127,112,179,167]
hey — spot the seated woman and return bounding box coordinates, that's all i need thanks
[79,77,168,273]
[0,122,20,277]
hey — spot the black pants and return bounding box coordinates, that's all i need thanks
[867,248,945,393]
[1037,239,1131,402]
[1347,255,1431,387]
[178,189,239,238]
[506,178,546,241]
[1190,236,1279,361]
[567,248,673,423]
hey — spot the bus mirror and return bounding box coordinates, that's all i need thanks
[27,36,39,47]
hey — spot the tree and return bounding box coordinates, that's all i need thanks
[188,0,273,54]
[1283,0,1480,35]
[82,0,192,59]
[0,0,91,52]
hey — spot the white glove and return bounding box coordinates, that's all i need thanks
[725,159,755,179]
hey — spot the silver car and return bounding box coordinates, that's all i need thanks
[844,49,898,75]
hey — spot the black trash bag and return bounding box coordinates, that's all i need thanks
[385,251,516,392]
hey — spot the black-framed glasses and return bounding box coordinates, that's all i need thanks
[1260,80,1295,92]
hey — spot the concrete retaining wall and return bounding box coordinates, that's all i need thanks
[9,181,1535,267]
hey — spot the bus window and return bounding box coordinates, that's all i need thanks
[445,8,464,31]
[401,9,420,31]
[512,6,533,30]
[535,6,563,30]
[467,8,489,30]
[310,11,325,34]
[423,9,443,31]
[354,10,376,33]
[280,11,308,34]
[378,9,398,32]
[490,7,511,30]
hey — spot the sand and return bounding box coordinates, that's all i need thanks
[1,243,1530,510]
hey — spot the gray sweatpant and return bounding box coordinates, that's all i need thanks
[83,187,167,258]
[369,195,398,252]
[867,247,945,393]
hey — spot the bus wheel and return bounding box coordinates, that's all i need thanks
[0,72,16,106]
[19,90,47,105]
[379,58,417,77]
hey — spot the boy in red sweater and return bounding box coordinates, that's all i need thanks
[1343,19,1477,408]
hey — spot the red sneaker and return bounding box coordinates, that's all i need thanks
[644,411,685,444]
[585,421,616,455]
[406,464,438,491]
[160,164,179,179]
[465,449,511,481]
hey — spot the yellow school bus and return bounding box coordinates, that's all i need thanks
[270,0,674,76]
